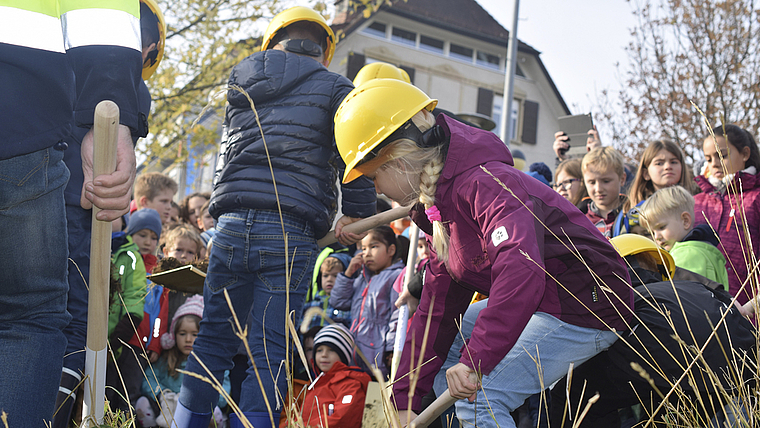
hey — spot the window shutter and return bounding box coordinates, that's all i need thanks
[347,52,365,81]
[477,88,493,116]
[521,100,539,145]
[399,65,415,84]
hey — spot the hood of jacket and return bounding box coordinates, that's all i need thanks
[435,115,513,198]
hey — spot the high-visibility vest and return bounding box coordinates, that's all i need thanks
[0,1,142,160]
[0,1,141,53]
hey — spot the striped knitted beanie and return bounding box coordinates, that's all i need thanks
[312,324,354,366]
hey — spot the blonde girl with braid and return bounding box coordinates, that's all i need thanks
[334,79,634,428]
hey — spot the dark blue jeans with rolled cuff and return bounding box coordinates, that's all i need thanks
[179,209,318,417]
[0,146,71,426]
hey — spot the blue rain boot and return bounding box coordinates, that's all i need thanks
[171,401,213,428]
[229,411,277,428]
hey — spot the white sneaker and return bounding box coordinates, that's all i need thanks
[135,396,157,427]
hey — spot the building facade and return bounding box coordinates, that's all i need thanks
[329,0,572,169]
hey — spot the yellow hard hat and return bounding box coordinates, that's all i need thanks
[353,62,411,87]
[262,6,336,66]
[335,79,438,183]
[609,233,676,278]
[140,0,165,80]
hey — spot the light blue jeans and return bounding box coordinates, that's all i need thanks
[0,147,71,426]
[433,299,619,428]
[180,209,317,417]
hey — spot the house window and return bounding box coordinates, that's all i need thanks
[420,35,444,54]
[391,27,416,46]
[449,43,473,62]
[363,21,386,38]
[510,99,520,141]
[476,51,500,70]
[492,95,521,141]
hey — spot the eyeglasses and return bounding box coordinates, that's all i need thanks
[552,178,580,190]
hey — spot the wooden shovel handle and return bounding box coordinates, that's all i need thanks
[317,204,412,247]
[87,100,119,350]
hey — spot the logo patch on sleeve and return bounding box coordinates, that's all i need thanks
[491,226,509,247]
[342,394,353,404]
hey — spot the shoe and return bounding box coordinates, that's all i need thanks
[135,396,157,427]
[51,369,82,428]
[170,401,212,428]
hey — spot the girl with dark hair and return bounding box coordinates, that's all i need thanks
[329,225,405,377]
[695,124,760,304]
[178,192,210,231]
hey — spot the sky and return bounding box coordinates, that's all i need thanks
[477,0,639,120]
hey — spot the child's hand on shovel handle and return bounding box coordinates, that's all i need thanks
[335,215,369,245]
[446,363,479,402]
[406,368,479,428]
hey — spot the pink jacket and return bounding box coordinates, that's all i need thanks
[393,115,633,412]
[694,172,760,304]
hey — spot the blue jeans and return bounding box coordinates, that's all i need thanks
[61,133,91,377]
[0,147,71,426]
[433,299,619,428]
[180,209,317,415]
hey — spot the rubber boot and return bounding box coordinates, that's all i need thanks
[171,401,212,428]
[51,369,81,428]
[229,411,276,428]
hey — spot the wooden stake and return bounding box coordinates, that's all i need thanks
[82,100,119,427]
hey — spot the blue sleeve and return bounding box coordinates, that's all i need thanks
[329,273,357,311]
[340,176,378,219]
[142,359,165,401]
[69,45,142,132]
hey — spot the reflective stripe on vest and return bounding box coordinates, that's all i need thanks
[0,2,140,53]
[62,8,140,51]
[0,6,65,53]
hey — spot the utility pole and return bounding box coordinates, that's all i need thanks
[499,0,520,146]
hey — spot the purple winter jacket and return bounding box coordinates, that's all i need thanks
[694,172,760,304]
[393,115,633,412]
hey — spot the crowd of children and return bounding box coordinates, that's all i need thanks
[549,122,760,307]
[45,5,760,428]
[67,170,220,427]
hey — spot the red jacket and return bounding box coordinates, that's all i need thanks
[127,284,169,355]
[694,171,760,304]
[301,361,371,428]
[393,115,633,412]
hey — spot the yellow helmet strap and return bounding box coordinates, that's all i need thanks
[279,39,323,58]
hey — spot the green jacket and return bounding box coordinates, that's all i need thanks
[670,240,729,290]
[110,236,147,357]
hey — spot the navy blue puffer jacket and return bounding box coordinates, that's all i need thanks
[210,50,376,238]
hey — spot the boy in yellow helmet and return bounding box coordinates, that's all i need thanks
[175,7,376,428]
